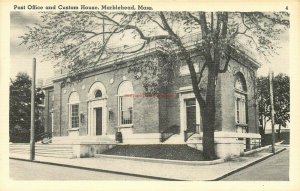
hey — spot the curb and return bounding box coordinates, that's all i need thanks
[95,154,224,166]
[213,147,287,181]
[243,145,271,156]
[9,157,182,181]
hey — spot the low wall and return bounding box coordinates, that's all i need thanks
[51,136,116,158]
[187,132,261,159]
[73,143,116,158]
[118,128,161,144]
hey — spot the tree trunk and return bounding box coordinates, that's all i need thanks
[261,117,267,146]
[201,66,217,160]
[277,124,282,140]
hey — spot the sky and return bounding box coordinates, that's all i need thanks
[10,12,289,82]
[10,12,54,81]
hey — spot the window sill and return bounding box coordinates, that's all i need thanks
[236,123,248,127]
[67,128,79,131]
[117,124,133,129]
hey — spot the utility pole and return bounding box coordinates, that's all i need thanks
[269,65,275,154]
[30,58,36,160]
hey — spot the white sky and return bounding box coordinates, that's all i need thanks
[10,12,289,81]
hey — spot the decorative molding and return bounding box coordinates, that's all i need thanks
[109,78,114,84]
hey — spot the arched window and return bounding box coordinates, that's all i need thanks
[234,73,247,127]
[95,90,102,98]
[68,92,80,129]
[88,81,107,100]
[235,73,247,92]
[118,81,133,125]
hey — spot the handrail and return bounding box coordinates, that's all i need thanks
[35,131,52,143]
[184,124,200,142]
[160,125,180,142]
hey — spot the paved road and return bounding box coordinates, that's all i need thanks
[9,159,157,180]
[222,149,289,181]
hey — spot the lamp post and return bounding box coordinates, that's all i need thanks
[30,58,36,160]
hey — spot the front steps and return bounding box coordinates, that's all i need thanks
[9,143,75,158]
[51,135,115,144]
[162,134,185,144]
[10,135,117,159]
[162,133,201,144]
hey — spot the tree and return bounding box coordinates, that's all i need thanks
[9,72,45,143]
[257,73,290,143]
[21,11,289,160]
[273,74,290,139]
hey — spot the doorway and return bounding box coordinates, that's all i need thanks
[186,98,196,132]
[95,108,102,135]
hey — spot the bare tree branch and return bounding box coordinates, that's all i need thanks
[159,12,207,106]
[199,12,209,38]
[145,13,166,31]
[244,13,266,32]
[221,12,228,37]
[219,47,231,73]
[187,12,202,26]
[241,13,251,30]
[197,62,207,84]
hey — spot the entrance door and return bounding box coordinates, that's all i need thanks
[95,108,102,135]
[186,98,196,132]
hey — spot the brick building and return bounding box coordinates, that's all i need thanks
[42,40,261,158]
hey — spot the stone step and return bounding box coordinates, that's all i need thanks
[35,154,75,158]
[163,134,185,144]
[9,143,75,159]
[51,136,116,144]
[10,149,73,154]
[10,148,73,151]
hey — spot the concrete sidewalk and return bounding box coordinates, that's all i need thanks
[9,146,286,181]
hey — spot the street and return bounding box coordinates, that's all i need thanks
[9,159,157,180]
[221,149,289,181]
[9,148,289,181]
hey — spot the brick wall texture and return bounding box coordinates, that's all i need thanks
[43,53,259,137]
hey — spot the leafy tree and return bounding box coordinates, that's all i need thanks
[9,72,45,143]
[257,73,290,144]
[21,12,289,160]
[273,74,290,139]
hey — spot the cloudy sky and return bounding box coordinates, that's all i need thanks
[10,12,54,81]
[10,12,289,81]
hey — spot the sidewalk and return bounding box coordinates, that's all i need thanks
[9,146,286,181]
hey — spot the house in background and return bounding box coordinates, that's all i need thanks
[42,34,261,159]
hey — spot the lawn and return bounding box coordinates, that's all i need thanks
[101,144,205,161]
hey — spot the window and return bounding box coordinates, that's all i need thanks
[235,94,246,124]
[69,92,80,128]
[71,104,79,128]
[95,90,102,98]
[118,81,133,125]
[234,73,247,125]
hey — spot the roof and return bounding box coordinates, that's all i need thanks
[42,32,262,88]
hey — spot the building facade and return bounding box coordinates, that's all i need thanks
[42,45,261,158]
